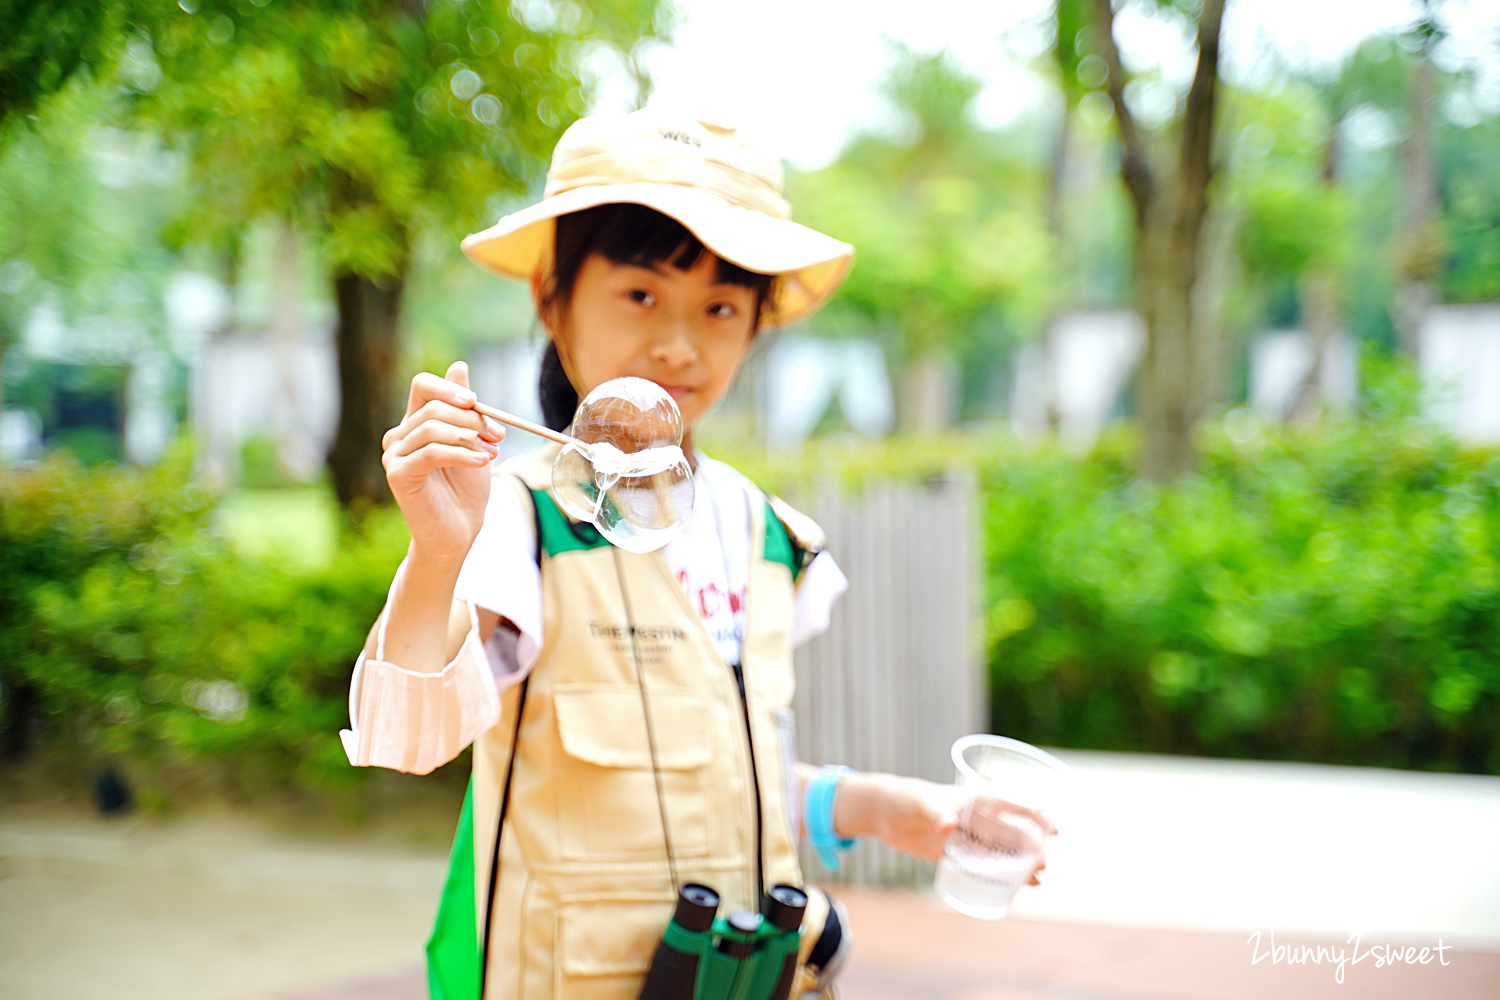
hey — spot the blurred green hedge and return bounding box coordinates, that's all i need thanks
[733,414,1500,776]
[0,450,407,792]
[4,411,1497,793]
[980,421,1500,775]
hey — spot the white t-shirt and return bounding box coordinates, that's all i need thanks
[452,454,847,687]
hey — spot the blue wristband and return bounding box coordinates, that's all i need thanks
[806,765,857,872]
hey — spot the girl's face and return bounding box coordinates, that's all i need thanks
[538,251,759,431]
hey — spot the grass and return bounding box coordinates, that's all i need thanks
[216,486,342,568]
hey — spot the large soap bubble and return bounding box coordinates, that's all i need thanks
[550,377,694,553]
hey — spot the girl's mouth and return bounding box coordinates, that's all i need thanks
[659,385,695,402]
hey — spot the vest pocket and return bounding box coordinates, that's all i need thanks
[555,896,672,999]
[553,685,714,860]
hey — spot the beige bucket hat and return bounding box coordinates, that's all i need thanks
[460,108,854,327]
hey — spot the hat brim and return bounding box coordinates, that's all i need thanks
[460,183,853,327]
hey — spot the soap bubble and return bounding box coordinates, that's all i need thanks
[551,377,694,553]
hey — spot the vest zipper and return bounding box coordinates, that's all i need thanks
[730,661,765,906]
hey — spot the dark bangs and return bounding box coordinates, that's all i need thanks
[544,202,776,325]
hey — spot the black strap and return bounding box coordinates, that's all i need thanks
[477,477,543,998]
[612,546,681,897]
[478,675,528,1000]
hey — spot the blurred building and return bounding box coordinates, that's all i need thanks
[191,330,338,485]
[1011,310,1144,448]
[1420,304,1500,443]
[761,337,894,447]
[1248,330,1360,420]
[1,292,177,466]
[468,341,546,461]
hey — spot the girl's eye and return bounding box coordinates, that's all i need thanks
[707,303,738,319]
[626,289,656,307]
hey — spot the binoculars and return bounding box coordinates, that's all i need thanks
[638,883,807,1000]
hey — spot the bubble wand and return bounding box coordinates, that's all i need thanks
[470,400,574,447]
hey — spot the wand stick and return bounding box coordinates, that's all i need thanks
[472,400,575,447]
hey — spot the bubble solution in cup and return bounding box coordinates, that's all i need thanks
[550,377,695,554]
[934,734,1070,920]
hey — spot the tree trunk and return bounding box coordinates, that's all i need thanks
[1095,0,1225,480]
[0,336,7,465]
[1135,208,1209,478]
[327,267,404,514]
[898,354,958,433]
[270,223,316,480]
[1392,48,1441,359]
[1289,268,1340,421]
[1289,115,1346,422]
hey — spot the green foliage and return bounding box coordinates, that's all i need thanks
[0,80,179,361]
[0,0,147,124]
[1438,115,1500,304]
[789,45,1054,368]
[1237,166,1353,283]
[8,413,1500,788]
[729,413,1500,776]
[982,420,1500,774]
[0,452,407,789]
[141,0,668,280]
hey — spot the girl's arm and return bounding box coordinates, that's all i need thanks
[359,589,500,670]
[794,763,1050,885]
[372,362,504,672]
[343,362,513,775]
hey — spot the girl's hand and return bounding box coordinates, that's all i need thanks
[854,775,1056,885]
[382,362,504,563]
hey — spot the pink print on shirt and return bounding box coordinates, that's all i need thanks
[678,570,745,619]
[677,569,746,661]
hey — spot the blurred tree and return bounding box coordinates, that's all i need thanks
[1090,0,1227,480]
[1439,115,1500,304]
[1389,2,1444,359]
[143,0,668,513]
[1045,0,1089,267]
[789,45,1054,430]
[0,1,148,433]
[0,1,143,126]
[0,80,178,455]
[1232,89,1353,419]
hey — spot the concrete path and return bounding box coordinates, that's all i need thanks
[3,751,1497,1000]
[1011,748,1500,949]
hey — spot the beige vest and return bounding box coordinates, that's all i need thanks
[463,446,827,1000]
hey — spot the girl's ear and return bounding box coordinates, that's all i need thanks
[530,269,557,337]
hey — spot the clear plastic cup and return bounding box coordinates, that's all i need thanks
[934,734,1070,920]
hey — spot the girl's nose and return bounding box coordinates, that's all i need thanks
[650,319,697,368]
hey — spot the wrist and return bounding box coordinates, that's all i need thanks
[805,765,858,872]
[406,538,472,576]
[831,771,895,841]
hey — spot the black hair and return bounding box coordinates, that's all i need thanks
[536,202,776,430]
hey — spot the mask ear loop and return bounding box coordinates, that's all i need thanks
[612,547,680,897]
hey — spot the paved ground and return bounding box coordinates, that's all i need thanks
[3,750,1497,1000]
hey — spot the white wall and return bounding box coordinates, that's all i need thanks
[762,336,894,447]
[191,333,338,484]
[1420,305,1500,443]
[1248,330,1359,420]
[1013,310,1144,448]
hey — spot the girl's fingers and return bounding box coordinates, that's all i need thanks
[405,370,477,420]
[394,400,502,447]
[384,399,502,451]
[386,442,493,480]
[386,420,497,463]
[972,796,1057,835]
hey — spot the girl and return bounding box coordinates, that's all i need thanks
[341,109,1051,1000]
